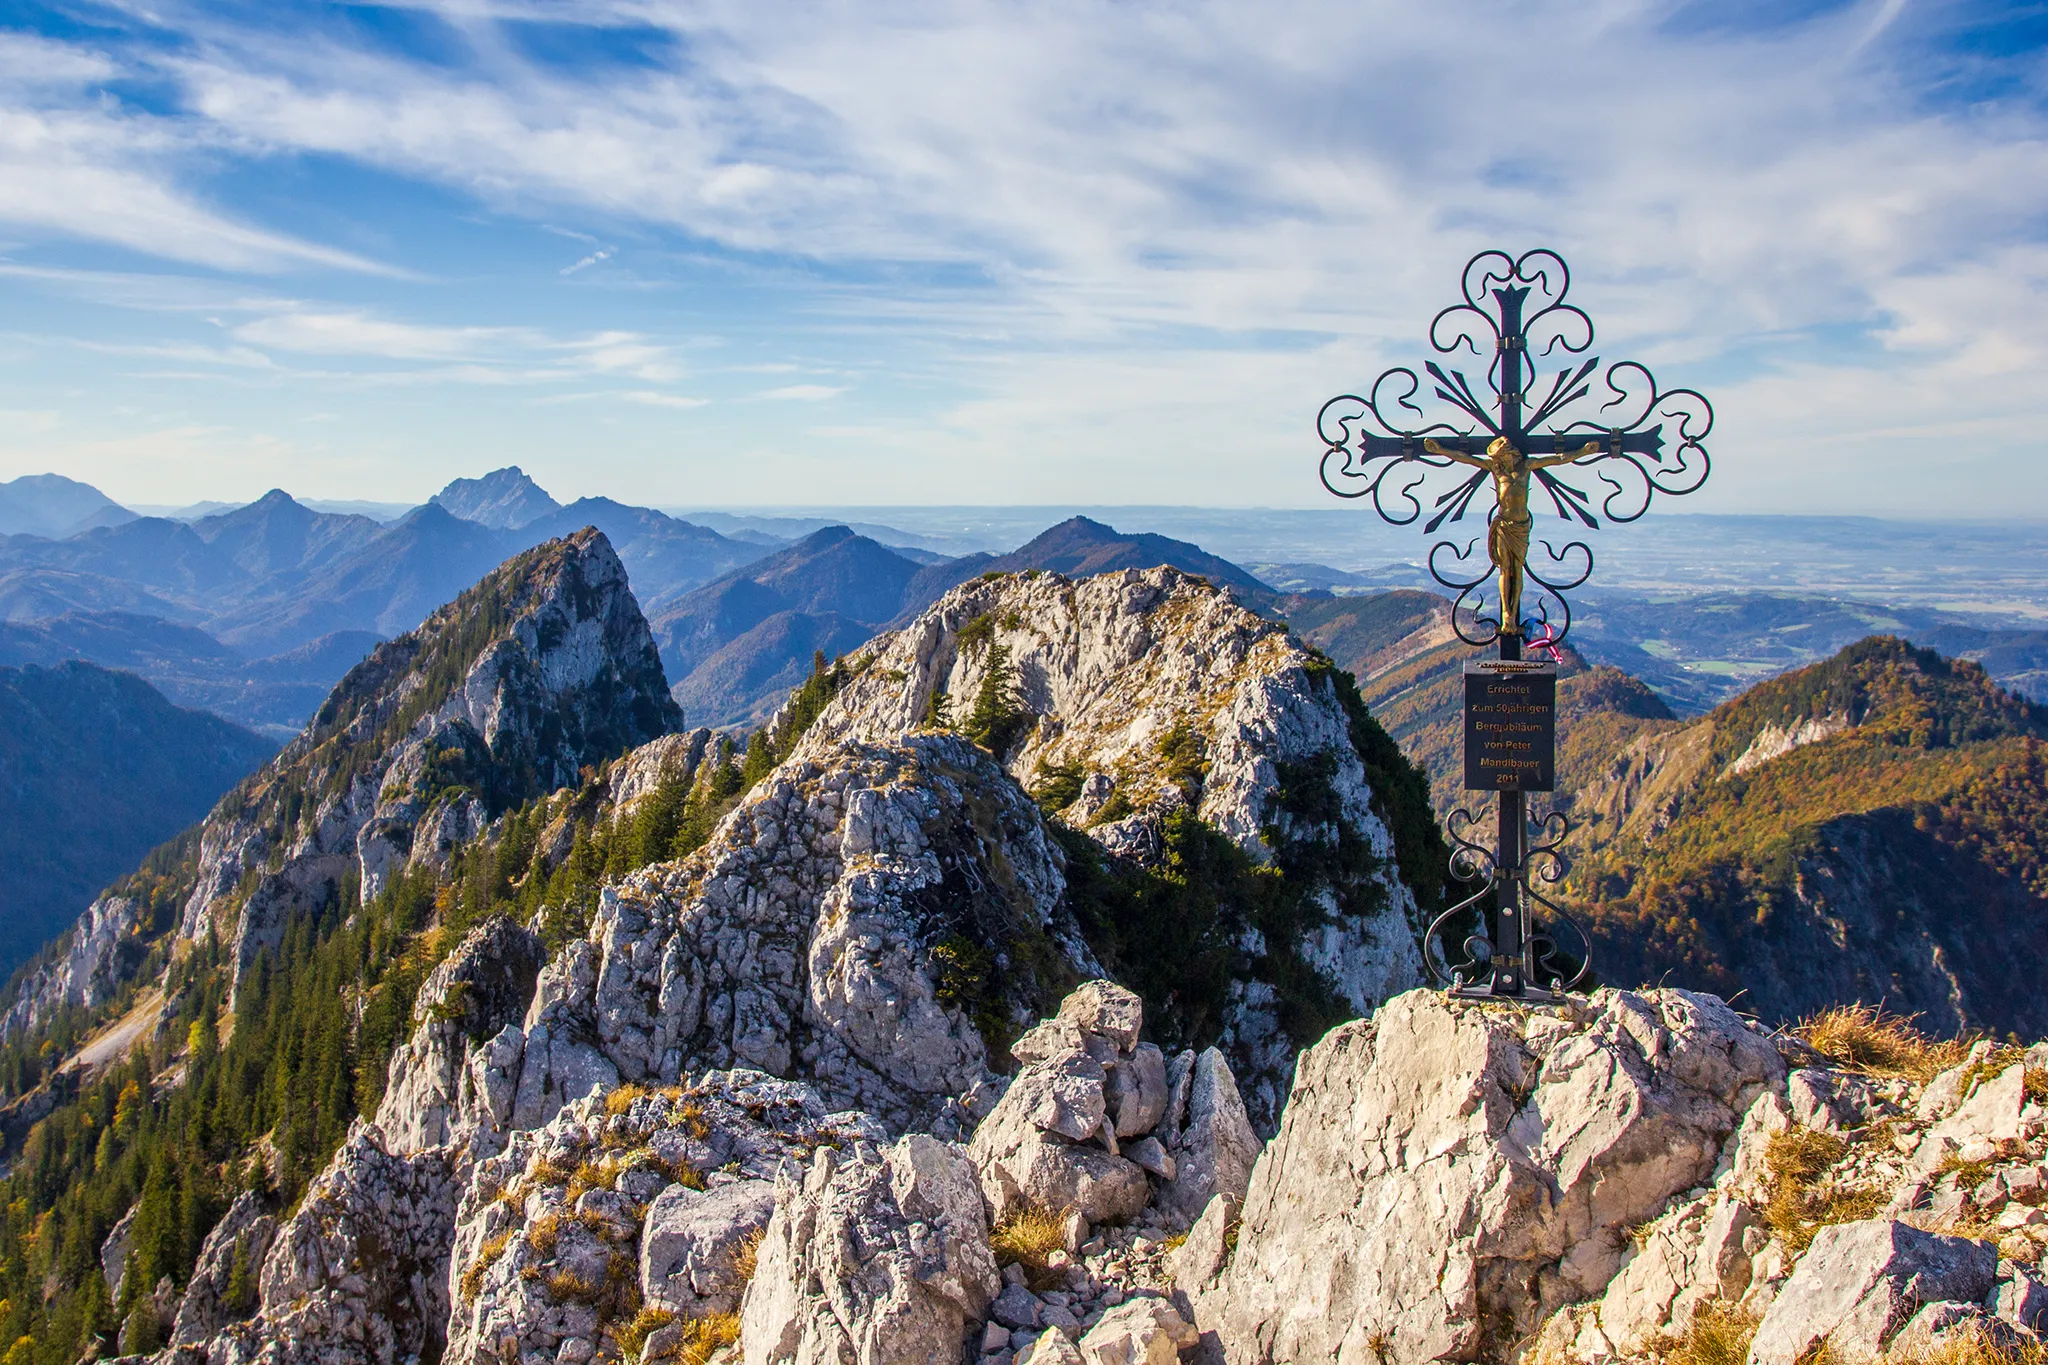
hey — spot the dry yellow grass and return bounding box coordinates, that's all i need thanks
[1658,1303,1759,1365]
[527,1212,563,1256]
[675,1314,741,1365]
[990,1206,1068,1291]
[1794,1004,1969,1081]
[1883,1326,2048,1364]
[545,1268,601,1302]
[458,1228,517,1305]
[731,1228,764,1286]
[613,1307,675,1357]
[604,1084,651,1116]
[1764,1129,1887,1253]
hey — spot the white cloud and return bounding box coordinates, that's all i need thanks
[0,101,392,273]
[4,0,2048,511]
[760,384,845,401]
[231,309,527,360]
[621,390,708,408]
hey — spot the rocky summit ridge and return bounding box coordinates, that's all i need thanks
[14,542,2046,1365]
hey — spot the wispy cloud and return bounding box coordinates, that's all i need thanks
[759,384,845,401]
[561,246,614,275]
[1,0,2045,510]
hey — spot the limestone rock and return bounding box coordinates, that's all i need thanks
[531,732,1097,1136]
[971,982,1219,1226]
[1156,1049,1259,1227]
[170,1191,275,1346]
[1997,1267,2048,1332]
[801,567,1432,1127]
[445,1070,872,1365]
[639,1179,777,1316]
[1060,981,1146,1053]
[373,916,543,1156]
[101,1205,136,1300]
[739,1135,998,1364]
[1930,1060,2027,1148]
[971,1102,1151,1225]
[1017,1333,1085,1365]
[1077,1296,1198,1365]
[1168,1193,1239,1304]
[1746,1219,1998,1365]
[208,1124,460,1365]
[167,529,680,1004]
[1199,986,1784,1364]
[0,893,149,1039]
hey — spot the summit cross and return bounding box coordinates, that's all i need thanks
[1315,248,1715,1001]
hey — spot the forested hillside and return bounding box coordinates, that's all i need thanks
[1562,637,2048,1031]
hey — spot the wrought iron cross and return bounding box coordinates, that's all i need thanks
[1317,248,1712,649]
[1316,249,1714,1001]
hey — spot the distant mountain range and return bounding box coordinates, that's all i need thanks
[9,468,2045,740]
[0,474,137,539]
[652,514,1275,727]
[0,470,1280,737]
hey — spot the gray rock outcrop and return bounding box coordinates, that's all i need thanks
[444,1070,879,1365]
[805,567,1432,1127]
[739,1134,999,1364]
[968,981,1260,1235]
[176,529,680,1001]
[1746,1219,1999,1365]
[209,1126,461,1365]
[526,732,1098,1135]
[373,916,543,1157]
[170,1191,275,1346]
[1194,986,1785,1363]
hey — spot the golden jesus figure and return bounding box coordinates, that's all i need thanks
[1423,435,1601,635]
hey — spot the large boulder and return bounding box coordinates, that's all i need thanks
[971,982,1224,1227]
[1155,1048,1260,1226]
[1077,1296,1199,1365]
[1746,1219,1999,1365]
[1196,986,1785,1363]
[639,1179,778,1317]
[739,1134,999,1364]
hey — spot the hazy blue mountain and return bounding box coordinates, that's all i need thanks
[431,465,562,528]
[0,474,135,539]
[897,514,1272,618]
[0,517,243,600]
[188,489,384,586]
[0,612,381,736]
[671,609,874,728]
[0,661,275,978]
[209,502,520,655]
[519,496,768,608]
[0,567,200,623]
[651,527,932,724]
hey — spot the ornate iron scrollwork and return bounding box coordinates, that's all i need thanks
[1422,804,1591,997]
[1316,249,1713,648]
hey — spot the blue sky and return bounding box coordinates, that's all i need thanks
[0,0,2045,515]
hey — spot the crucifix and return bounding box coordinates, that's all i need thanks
[1315,249,1714,1001]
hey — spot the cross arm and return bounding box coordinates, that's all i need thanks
[1353,427,1667,461]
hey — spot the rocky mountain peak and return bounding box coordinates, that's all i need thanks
[430,466,564,530]
[166,528,679,990]
[803,565,1440,1124]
